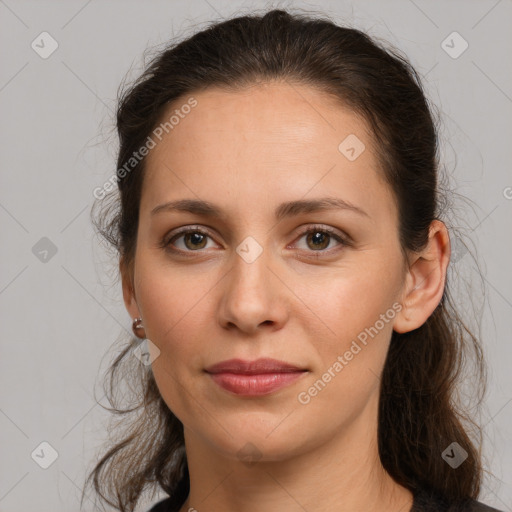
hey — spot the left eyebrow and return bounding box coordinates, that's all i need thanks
[150,196,370,220]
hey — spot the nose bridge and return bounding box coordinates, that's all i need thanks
[230,233,271,293]
[235,234,267,266]
[219,198,284,289]
[218,232,285,331]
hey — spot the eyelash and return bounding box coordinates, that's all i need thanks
[160,224,351,258]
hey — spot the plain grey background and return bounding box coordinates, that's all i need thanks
[1,1,511,511]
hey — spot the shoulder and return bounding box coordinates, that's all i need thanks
[146,496,176,512]
[455,500,506,512]
[413,489,505,512]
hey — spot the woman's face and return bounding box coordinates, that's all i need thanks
[123,82,410,462]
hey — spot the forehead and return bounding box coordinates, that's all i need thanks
[142,82,396,222]
[152,81,369,153]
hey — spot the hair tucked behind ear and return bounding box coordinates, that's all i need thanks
[84,8,487,511]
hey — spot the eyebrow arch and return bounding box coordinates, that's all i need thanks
[151,196,369,220]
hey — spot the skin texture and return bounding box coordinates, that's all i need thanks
[121,82,450,512]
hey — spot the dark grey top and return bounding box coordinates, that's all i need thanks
[147,488,505,512]
[410,489,505,511]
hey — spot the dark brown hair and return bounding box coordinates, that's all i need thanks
[84,8,487,512]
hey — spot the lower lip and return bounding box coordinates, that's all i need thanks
[208,371,306,396]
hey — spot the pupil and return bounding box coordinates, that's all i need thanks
[309,231,328,250]
[186,232,206,249]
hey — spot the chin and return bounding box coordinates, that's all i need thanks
[201,419,312,465]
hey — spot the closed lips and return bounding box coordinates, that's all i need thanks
[205,358,307,374]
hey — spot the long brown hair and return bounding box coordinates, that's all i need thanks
[84,8,487,512]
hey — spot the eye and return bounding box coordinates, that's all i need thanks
[292,225,349,254]
[160,224,350,256]
[161,226,217,253]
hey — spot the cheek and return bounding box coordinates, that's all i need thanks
[136,276,211,423]
[133,255,220,400]
[298,265,399,348]
[292,274,396,422]
[293,260,402,405]
[135,253,215,344]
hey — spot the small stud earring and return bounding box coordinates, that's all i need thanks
[132,317,146,339]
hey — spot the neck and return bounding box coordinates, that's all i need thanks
[178,393,413,512]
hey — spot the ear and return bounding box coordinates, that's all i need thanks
[393,220,451,334]
[120,256,141,321]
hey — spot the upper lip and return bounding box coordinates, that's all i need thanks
[205,358,306,375]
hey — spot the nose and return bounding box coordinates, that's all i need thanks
[216,243,289,335]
